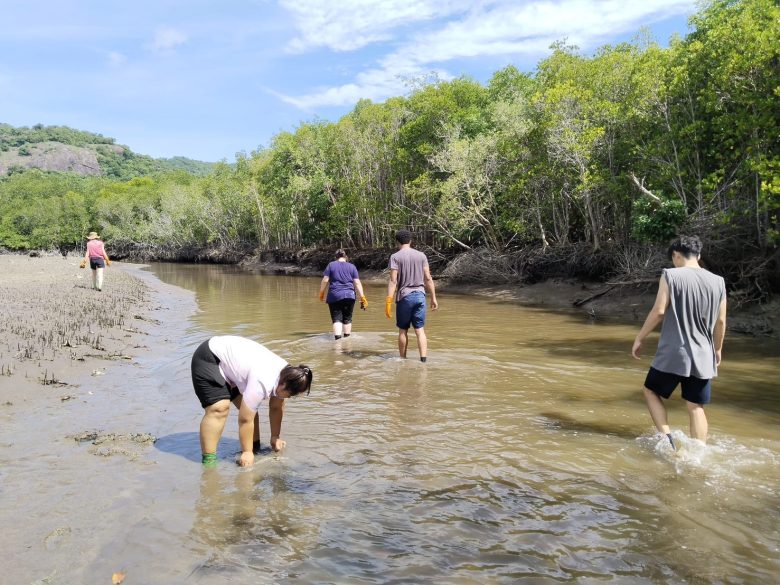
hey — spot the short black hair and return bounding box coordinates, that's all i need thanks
[395,229,412,244]
[668,235,702,260]
[279,364,313,396]
[334,248,347,259]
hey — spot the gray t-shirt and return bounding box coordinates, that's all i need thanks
[652,267,726,379]
[389,247,428,301]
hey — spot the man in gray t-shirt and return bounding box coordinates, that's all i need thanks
[386,229,439,362]
[632,235,727,447]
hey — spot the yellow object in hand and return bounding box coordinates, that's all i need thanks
[79,259,86,269]
[385,296,393,319]
[360,295,368,310]
[106,257,112,267]
[318,289,326,301]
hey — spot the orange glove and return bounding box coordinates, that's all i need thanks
[79,259,86,269]
[385,296,393,319]
[106,257,111,267]
[318,289,326,301]
[360,295,368,310]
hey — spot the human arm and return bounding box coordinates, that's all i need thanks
[632,275,669,359]
[269,396,286,451]
[423,266,438,310]
[237,399,257,467]
[318,276,329,301]
[386,269,398,318]
[713,297,727,366]
[354,278,368,309]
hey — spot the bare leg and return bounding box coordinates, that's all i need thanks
[96,267,104,290]
[343,322,352,336]
[398,328,409,358]
[414,327,428,359]
[643,387,671,435]
[200,399,231,454]
[686,401,708,443]
[91,268,97,289]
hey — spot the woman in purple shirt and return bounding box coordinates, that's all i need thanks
[318,249,368,340]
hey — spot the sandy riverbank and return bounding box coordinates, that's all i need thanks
[0,255,165,400]
[241,257,779,337]
[0,254,199,460]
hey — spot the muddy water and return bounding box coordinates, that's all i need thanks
[3,263,779,584]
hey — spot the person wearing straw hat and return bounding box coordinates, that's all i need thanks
[79,231,111,291]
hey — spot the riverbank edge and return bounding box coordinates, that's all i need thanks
[236,256,780,339]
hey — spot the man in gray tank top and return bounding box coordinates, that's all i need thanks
[386,229,439,361]
[632,235,727,447]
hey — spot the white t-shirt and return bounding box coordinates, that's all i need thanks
[207,336,287,412]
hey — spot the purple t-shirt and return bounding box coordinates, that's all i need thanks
[324,260,359,303]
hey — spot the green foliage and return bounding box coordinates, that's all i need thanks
[631,196,686,243]
[0,0,776,286]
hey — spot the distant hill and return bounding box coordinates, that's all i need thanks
[0,123,217,179]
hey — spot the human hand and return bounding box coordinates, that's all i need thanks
[271,436,286,452]
[360,295,368,310]
[238,451,255,467]
[631,338,642,359]
[106,259,111,267]
[79,259,86,269]
[430,298,438,310]
[385,296,393,319]
[715,349,722,366]
[318,289,325,301]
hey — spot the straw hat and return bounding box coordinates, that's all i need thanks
[87,231,100,240]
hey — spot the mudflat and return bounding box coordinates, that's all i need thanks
[0,255,160,401]
[0,254,199,584]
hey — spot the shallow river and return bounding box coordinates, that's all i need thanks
[6,263,780,584]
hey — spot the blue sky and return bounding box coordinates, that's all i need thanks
[0,0,697,162]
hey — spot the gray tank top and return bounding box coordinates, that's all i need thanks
[652,267,726,379]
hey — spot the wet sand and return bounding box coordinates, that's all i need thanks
[0,254,198,584]
[0,255,185,406]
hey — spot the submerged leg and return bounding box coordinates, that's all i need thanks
[414,326,428,361]
[643,387,671,435]
[200,399,231,457]
[398,328,409,358]
[686,400,708,443]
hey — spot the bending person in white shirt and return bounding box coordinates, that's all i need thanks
[191,335,313,467]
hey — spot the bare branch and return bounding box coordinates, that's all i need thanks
[629,173,662,204]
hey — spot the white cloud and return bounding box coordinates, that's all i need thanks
[279,0,695,109]
[107,51,127,67]
[150,27,188,53]
[280,0,468,52]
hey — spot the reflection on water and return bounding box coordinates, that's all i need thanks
[148,263,780,583]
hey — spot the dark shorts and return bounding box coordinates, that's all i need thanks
[89,257,105,269]
[396,291,426,330]
[191,339,239,408]
[644,367,712,405]
[328,298,356,324]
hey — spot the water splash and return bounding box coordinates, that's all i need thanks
[636,431,779,495]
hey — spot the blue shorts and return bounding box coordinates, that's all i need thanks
[396,291,426,330]
[89,257,105,269]
[644,367,711,405]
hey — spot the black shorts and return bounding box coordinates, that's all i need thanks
[644,367,712,405]
[89,257,105,269]
[191,339,239,408]
[328,298,356,324]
